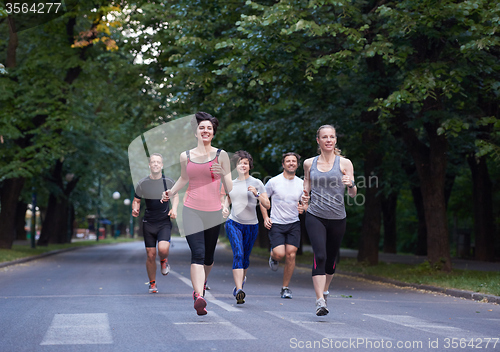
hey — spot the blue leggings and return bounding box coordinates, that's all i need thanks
[225,219,259,270]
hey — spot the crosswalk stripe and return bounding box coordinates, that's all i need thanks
[40,313,113,345]
[170,270,241,312]
[364,314,477,338]
[266,311,387,340]
[165,311,256,340]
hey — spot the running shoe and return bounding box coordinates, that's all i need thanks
[269,256,279,271]
[193,292,208,315]
[316,298,329,316]
[160,259,170,276]
[280,287,292,299]
[149,282,158,294]
[232,276,247,296]
[203,280,210,296]
[323,290,329,304]
[235,289,246,304]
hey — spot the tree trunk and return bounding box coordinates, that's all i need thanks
[6,16,18,68]
[69,203,76,241]
[0,178,25,249]
[411,186,428,255]
[37,160,79,245]
[382,192,398,253]
[399,116,451,270]
[357,123,383,265]
[38,194,70,245]
[467,155,495,261]
[0,17,24,249]
[15,201,28,241]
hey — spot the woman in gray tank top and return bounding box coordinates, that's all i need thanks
[301,125,357,316]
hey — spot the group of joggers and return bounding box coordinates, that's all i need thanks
[132,112,357,316]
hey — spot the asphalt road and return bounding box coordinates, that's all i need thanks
[0,237,499,352]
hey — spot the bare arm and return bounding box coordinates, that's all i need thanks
[258,192,270,210]
[219,150,233,194]
[341,158,357,198]
[301,158,313,204]
[222,195,231,218]
[259,202,272,230]
[132,197,141,217]
[162,153,189,203]
[168,193,179,219]
[170,152,189,196]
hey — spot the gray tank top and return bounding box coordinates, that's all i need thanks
[307,155,346,220]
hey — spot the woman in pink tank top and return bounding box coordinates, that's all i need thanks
[163,112,232,316]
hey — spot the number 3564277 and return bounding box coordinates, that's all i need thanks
[5,3,62,14]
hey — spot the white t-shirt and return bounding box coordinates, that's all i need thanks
[265,173,303,224]
[228,176,266,225]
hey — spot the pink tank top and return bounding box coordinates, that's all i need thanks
[184,149,223,211]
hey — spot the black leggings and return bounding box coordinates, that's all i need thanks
[183,206,222,265]
[305,212,346,276]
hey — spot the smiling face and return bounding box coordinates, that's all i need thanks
[196,120,214,143]
[149,155,163,175]
[317,127,336,152]
[236,158,250,176]
[282,155,298,175]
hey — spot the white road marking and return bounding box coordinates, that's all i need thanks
[365,314,479,338]
[169,270,193,287]
[170,270,241,312]
[166,311,256,340]
[40,313,112,345]
[266,311,387,340]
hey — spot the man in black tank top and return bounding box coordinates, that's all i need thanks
[132,153,179,294]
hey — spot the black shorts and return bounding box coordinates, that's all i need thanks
[269,221,301,249]
[143,220,172,248]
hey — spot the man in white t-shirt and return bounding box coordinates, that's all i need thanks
[260,152,305,299]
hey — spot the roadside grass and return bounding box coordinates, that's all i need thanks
[0,237,139,264]
[248,245,500,297]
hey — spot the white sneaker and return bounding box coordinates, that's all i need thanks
[161,259,170,276]
[149,282,158,294]
[316,298,329,316]
[269,256,279,271]
[323,290,329,303]
[281,287,292,299]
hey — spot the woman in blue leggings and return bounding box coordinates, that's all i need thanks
[223,151,270,304]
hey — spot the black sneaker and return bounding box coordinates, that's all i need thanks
[235,289,246,304]
[280,287,292,299]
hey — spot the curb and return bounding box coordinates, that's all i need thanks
[0,246,86,269]
[335,270,500,305]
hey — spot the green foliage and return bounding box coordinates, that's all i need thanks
[1,0,498,253]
